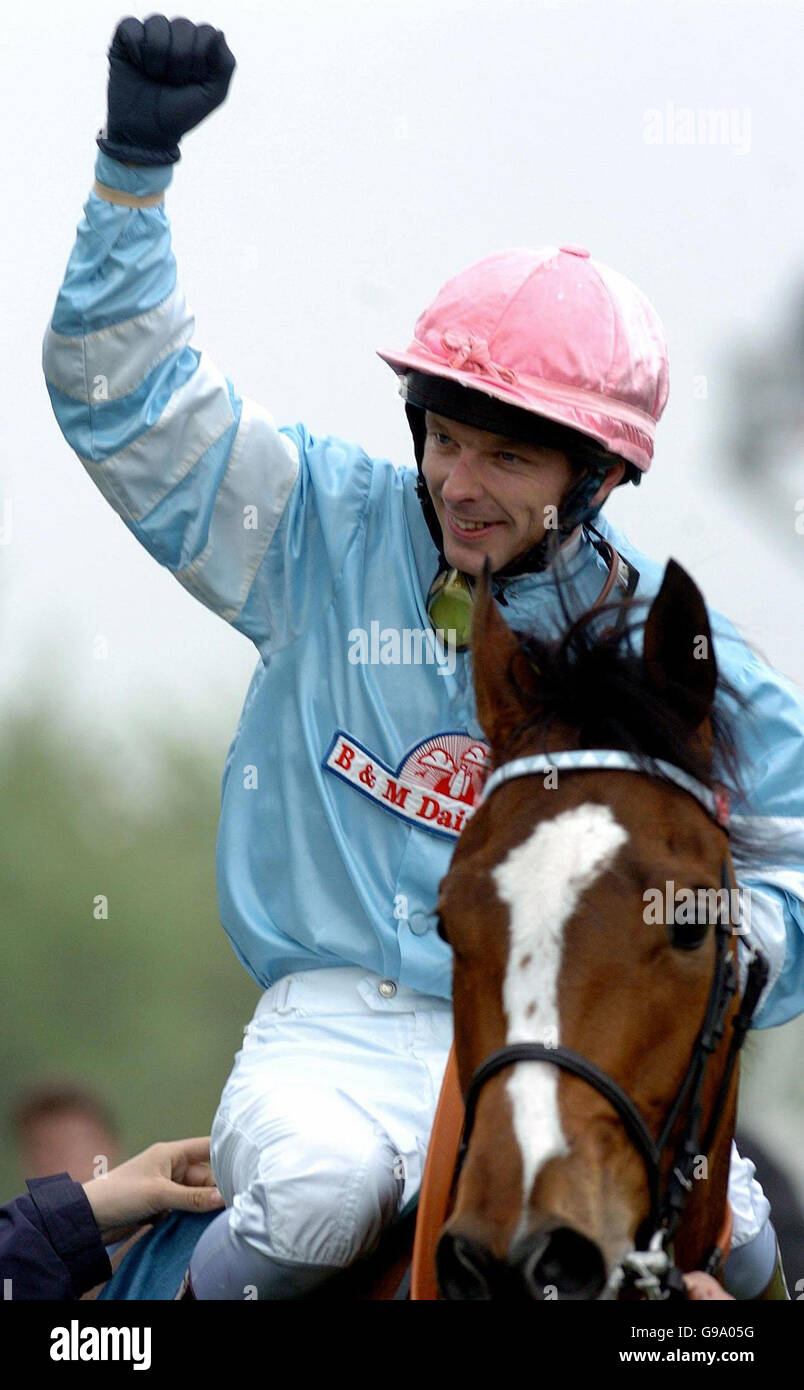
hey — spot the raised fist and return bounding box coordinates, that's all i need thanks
[97,14,236,166]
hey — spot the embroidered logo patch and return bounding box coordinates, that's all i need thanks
[323,729,492,839]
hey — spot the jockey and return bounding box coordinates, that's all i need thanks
[43,17,803,1300]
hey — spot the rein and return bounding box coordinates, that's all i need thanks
[411,749,768,1300]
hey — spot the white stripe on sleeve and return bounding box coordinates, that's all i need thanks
[43,284,194,403]
[174,399,300,622]
[78,351,237,522]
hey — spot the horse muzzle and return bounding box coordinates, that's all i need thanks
[436,1222,607,1301]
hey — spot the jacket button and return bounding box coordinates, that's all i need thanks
[378,979,398,998]
[409,911,431,936]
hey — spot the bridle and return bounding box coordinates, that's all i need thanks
[456,749,769,1300]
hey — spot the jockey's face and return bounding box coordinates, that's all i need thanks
[421,410,623,576]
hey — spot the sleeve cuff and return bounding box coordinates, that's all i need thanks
[26,1174,112,1296]
[94,150,174,200]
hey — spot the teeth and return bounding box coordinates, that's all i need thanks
[452,517,492,531]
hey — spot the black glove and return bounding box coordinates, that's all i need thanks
[97,14,236,166]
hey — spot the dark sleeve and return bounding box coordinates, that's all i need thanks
[0,1174,112,1300]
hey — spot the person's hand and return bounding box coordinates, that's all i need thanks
[82,1137,224,1244]
[684,1270,735,1300]
[97,14,236,166]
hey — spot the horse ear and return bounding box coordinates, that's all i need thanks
[643,559,717,731]
[470,557,541,753]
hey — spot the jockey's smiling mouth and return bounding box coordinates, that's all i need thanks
[421,410,624,576]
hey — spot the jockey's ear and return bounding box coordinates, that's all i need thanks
[642,558,718,735]
[470,557,542,753]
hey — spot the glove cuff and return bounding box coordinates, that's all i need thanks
[96,131,181,167]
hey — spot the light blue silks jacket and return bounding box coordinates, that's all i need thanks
[42,151,804,1027]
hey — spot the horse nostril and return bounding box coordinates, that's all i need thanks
[436,1231,499,1301]
[512,1226,607,1300]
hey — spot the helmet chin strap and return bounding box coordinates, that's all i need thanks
[490,462,611,580]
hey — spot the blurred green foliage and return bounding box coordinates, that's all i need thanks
[0,699,259,1201]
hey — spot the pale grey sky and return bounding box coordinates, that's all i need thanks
[5,0,803,751]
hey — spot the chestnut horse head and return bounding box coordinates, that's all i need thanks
[435,557,767,1300]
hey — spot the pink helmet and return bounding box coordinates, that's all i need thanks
[377,245,669,473]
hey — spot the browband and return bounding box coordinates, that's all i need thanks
[480,749,731,830]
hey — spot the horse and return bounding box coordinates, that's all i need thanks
[95,555,766,1301]
[430,554,767,1300]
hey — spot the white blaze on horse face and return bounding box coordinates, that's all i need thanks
[492,803,629,1213]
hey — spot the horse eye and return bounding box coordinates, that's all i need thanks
[669,891,714,952]
[436,914,449,942]
[670,920,709,951]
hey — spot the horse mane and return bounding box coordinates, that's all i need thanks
[501,579,764,861]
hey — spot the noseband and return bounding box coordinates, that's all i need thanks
[458,750,769,1300]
